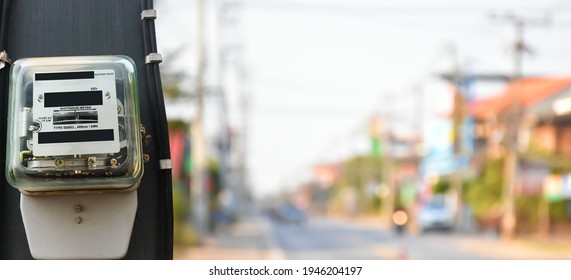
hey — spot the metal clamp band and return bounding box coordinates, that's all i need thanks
[0,51,11,69]
[141,9,157,21]
[159,159,172,170]
[145,53,163,64]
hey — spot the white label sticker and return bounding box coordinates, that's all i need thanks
[32,70,120,156]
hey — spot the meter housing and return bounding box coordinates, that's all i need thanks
[6,56,143,193]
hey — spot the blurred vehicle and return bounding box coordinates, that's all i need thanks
[279,204,307,224]
[212,208,237,232]
[417,195,454,233]
[265,204,307,224]
[214,208,237,224]
[263,207,282,221]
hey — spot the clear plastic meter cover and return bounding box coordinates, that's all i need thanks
[6,56,143,192]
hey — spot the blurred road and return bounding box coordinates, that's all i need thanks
[176,215,571,260]
[273,218,387,260]
[175,216,282,260]
[273,218,489,260]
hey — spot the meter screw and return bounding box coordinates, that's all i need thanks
[109,158,118,167]
[87,157,97,168]
[28,121,41,132]
[143,154,150,163]
[140,125,152,145]
[55,158,65,169]
[37,94,43,102]
[143,135,152,145]
[105,92,111,99]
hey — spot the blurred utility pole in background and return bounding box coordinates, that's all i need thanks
[237,67,251,216]
[191,0,209,243]
[490,12,550,241]
[414,83,424,147]
[214,0,233,221]
[435,43,467,231]
[449,43,466,232]
[381,94,395,224]
[217,0,250,217]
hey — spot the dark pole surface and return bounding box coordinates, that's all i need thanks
[0,0,173,259]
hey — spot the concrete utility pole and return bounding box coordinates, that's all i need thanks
[448,43,465,231]
[439,58,513,233]
[191,0,209,243]
[215,0,250,216]
[381,94,395,225]
[239,90,249,215]
[414,83,424,144]
[491,13,550,241]
[231,8,251,217]
[0,0,173,259]
[215,0,232,216]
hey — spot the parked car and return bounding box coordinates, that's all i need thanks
[278,204,307,224]
[417,195,454,233]
[266,204,307,224]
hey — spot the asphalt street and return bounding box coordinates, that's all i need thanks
[178,215,571,260]
[271,217,491,260]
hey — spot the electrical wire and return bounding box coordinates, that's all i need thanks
[141,0,173,260]
[0,0,10,233]
[0,0,8,50]
[0,0,11,136]
[0,0,9,68]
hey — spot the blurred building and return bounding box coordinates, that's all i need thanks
[473,77,571,196]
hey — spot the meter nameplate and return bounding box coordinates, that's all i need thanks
[32,70,120,156]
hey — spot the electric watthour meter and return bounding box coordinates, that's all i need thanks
[5,56,143,259]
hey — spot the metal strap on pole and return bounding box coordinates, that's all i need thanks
[141,9,157,21]
[159,159,172,170]
[0,50,10,69]
[142,9,162,65]
[145,53,162,64]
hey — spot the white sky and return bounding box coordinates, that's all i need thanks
[156,0,571,198]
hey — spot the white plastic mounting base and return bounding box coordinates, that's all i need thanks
[20,191,137,259]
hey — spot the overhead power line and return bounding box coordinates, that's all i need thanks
[241,0,562,17]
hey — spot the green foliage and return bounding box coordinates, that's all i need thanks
[464,157,570,228]
[172,183,190,223]
[464,158,504,220]
[371,193,382,212]
[207,158,220,174]
[514,195,570,229]
[173,222,198,247]
[168,120,188,132]
[326,154,386,215]
[515,195,541,228]
[326,185,346,214]
[432,178,450,194]
[549,200,568,221]
[172,183,198,246]
[207,158,221,208]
